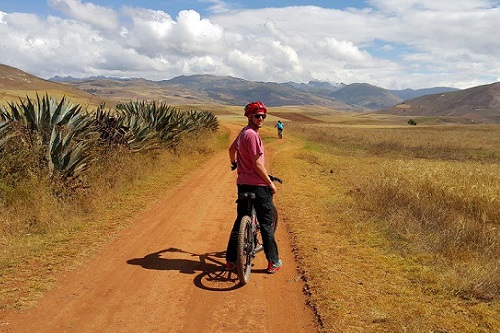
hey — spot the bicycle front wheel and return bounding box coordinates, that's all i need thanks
[236,215,253,285]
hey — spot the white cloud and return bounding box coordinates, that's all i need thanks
[368,0,496,13]
[0,1,499,89]
[120,7,176,54]
[226,50,266,79]
[317,38,372,64]
[174,10,224,53]
[201,0,231,14]
[48,0,118,31]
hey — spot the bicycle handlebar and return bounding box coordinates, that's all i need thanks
[269,175,283,184]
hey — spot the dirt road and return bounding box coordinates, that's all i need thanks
[2,123,318,333]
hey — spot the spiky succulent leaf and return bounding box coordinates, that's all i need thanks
[1,94,97,180]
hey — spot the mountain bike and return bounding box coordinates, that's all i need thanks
[236,175,282,285]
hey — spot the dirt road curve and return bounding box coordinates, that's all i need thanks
[2,123,318,333]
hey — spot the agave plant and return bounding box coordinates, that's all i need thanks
[110,102,159,151]
[0,94,96,180]
[120,111,159,151]
[0,112,15,151]
[49,125,94,178]
[114,100,219,148]
[115,100,182,147]
[185,110,219,131]
[94,106,133,146]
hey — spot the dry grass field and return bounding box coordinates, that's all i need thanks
[272,116,499,332]
[1,93,499,332]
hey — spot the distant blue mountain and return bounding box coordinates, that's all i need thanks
[390,87,460,100]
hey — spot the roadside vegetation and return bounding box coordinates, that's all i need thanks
[273,122,499,332]
[2,95,499,332]
[0,95,222,309]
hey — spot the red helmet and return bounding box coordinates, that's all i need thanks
[244,101,267,117]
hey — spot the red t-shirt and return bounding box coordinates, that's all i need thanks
[230,126,267,186]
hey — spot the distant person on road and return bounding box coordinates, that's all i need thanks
[225,101,282,274]
[275,120,284,139]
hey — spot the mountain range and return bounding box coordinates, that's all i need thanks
[51,73,458,111]
[1,63,499,123]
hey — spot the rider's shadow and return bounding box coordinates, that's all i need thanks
[127,248,241,291]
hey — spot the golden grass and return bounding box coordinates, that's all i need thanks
[1,103,499,331]
[268,105,417,126]
[291,123,500,162]
[272,119,500,332]
[0,90,103,110]
[356,160,499,301]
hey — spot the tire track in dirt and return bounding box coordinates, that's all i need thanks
[1,122,318,333]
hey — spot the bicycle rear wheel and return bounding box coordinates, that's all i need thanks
[236,215,253,285]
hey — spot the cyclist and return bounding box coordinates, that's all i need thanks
[275,120,284,139]
[225,101,283,274]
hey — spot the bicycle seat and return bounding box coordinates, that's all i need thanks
[238,192,256,201]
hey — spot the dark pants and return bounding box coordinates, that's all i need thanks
[225,185,279,263]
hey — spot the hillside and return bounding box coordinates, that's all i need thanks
[53,74,459,111]
[163,75,356,109]
[329,83,402,109]
[54,77,218,106]
[0,64,103,107]
[377,82,500,123]
[391,86,460,100]
[53,74,357,110]
[2,64,498,123]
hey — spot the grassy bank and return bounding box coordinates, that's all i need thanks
[273,122,499,332]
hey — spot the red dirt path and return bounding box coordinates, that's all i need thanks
[1,123,318,333]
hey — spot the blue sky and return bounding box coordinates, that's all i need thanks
[1,0,499,89]
[0,1,367,17]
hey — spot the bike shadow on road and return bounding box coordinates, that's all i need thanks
[127,247,242,291]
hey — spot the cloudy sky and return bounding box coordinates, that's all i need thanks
[0,0,499,89]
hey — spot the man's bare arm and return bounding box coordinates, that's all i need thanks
[253,154,277,194]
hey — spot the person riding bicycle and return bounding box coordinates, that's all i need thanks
[275,120,284,138]
[225,101,283,274]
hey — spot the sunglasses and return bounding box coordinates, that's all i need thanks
[253,114,267,119]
